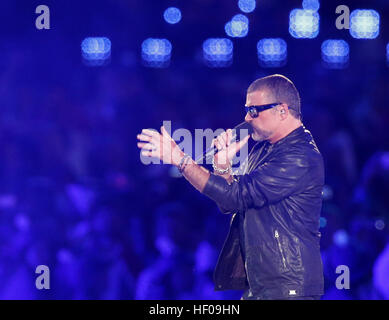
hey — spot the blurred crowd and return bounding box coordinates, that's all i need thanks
[0,0,388,299]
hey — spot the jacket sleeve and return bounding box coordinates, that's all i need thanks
[202,149,317,213]
[213,175,240,214]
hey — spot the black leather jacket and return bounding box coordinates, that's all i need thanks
[202,125,324,299]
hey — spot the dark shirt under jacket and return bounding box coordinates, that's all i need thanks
[202,125,325,299]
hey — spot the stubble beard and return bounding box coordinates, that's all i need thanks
[251,127,273,142]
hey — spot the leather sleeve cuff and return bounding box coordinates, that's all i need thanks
[202,173,230,205]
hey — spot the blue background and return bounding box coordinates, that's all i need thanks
[0,0,388,299]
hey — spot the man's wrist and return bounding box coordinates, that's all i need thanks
[173,150,186,167]
[212,157,231,175]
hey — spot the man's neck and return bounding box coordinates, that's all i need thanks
[268,121,302,144]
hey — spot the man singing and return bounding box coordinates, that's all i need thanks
[137,74,325,300]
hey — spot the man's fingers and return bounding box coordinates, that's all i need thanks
[137,133,161,146]
[226,129,233,146]
[219,132,227,146]
[216,131,230,149]
[137,134,153,142]
[142,129,160,138]
[214,138,223,150]
[137,142,156,150]
[218,129,234,148]
[216,137,225,150]
[141,149,158,157]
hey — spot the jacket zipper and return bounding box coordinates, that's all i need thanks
[275,230,287,269]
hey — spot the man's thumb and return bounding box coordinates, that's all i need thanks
[236,135,250,152]
[161,126,170,137]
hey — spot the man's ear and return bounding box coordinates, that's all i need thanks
[279,103,288,119]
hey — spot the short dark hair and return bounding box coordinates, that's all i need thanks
[247,74,301,119]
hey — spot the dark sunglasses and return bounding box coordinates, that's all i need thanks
[245,102,282,118]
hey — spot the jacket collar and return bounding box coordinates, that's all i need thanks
[270,124,306,147]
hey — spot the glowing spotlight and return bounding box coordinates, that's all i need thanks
[350,9,380,39]
[333,229,349,248]
[321,184,334,200]
[203,38,233,68]
[302,0,320,12]
[81,37,111,66]
[225,14,249,38]
[238,0,256,13]
[375,219,385,231]
[163,7,182,24]
[387,43,389,66]
[321,40,349,69]
[319,217,327,228]
[169,166,182,178]
[289,9,319,39]
[224,22,234,37]
[141,38,172,68]
[257,38,287,68]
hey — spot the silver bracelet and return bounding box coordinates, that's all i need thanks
[178,154,191,173]
[212,157,231,175]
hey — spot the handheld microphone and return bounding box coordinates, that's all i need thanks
[195,121,253,163]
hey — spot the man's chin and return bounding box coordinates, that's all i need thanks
[251,132,265,142]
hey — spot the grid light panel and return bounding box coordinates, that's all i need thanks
[141,38,172,68]
[321,39,349,69]
[81,37,111,66]
[350,9,380,39]
[257,38,287,68]
[289,9,320,39]
[203,38,233,68]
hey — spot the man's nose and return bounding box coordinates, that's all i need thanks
[245,112,252,122]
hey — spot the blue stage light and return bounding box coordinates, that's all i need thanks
[203,38,233,68]
[169,166,182,178]
[350,9,380,39]
[333,229,349,248]
[225,14,249,38]
[224,22,234,37]
[387,43,389,66]
[81,37,111,66]
[302,0,320,12]
[321,40,349,69]
[289,9,319,39]
[321,184,334,200]
[375,219,385,231]
[163,7,182,24]
[141,38,172,68]
[238,0,256,13]
[257,38,287,68]
[319,217,327,228]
